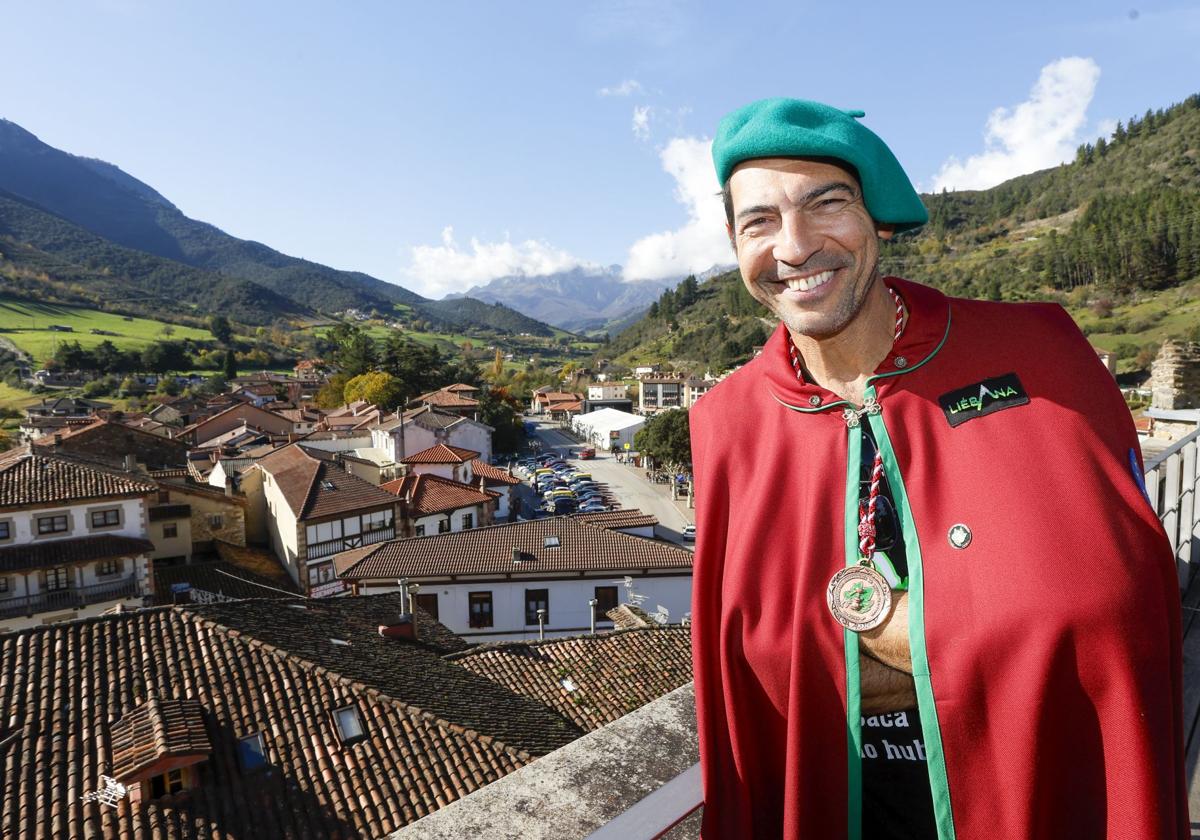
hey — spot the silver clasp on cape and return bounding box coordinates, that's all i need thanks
[842,396,881,428]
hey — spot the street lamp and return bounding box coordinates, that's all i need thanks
[537,607,547,641]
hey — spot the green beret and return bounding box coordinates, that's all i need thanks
[712,98,928,231]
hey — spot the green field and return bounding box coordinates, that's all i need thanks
[0,296,212,362]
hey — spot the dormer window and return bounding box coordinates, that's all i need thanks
[237,732,267,771]
[150,768,187,798]
[332,705,366,744]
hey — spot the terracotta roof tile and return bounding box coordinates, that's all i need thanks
[415,389,480,408]
[336,513,690,580]
[401,443,480,465]
[256,445,396,520]
[0,447,157,508]
[110,699,212,782]
[469,460,520,486]
[380,474,497,517]
[447,627,693,732]
[0,593,578,839]
[0,534,155,573]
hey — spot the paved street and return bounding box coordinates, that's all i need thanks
[523,418,695,546]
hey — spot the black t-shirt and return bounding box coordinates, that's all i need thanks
[859,425,937,840]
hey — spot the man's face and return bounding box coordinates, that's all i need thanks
[726,158,893,340]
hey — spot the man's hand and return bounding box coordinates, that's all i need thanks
[859,589,911,674]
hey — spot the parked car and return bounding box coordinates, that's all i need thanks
[682,524,696,541]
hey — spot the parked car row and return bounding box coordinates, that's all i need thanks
[515,452,615,514]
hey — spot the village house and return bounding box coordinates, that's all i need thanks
[32,418,188,471]
[335,510,692,642]
[380,472,498,536]
[242,444,400,596]
[370,405,494,464]
[402,443,480,483]
[413,384,482,419]
[468,459,521,520]
[178,402,294,447]
[0,446,157,631]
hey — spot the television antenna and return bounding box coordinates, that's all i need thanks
[83,776,128,809]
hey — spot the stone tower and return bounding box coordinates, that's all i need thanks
[1150,340,1200,410]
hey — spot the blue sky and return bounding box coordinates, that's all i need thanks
[3,1,1198,298]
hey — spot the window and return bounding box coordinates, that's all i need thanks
[150,768,186,798]
[308,564,333,585]
[208,513,224,529]
[90,508,121,528]
[332,705,365,744]
[468,591,493,628]
[163,523,178,539]
[237,732,267,771]
[37,515,69,535]
[45,567,69,592]
[414,524,426,537]
[438,518,451,534]
[594,585,619,616]
[363,510,391,531]
[0,521,9,541]
[525,589,549,625]
[97,559,119,577]
[461,512,474,530]
[414,592,439,619]
[0,577,8,593]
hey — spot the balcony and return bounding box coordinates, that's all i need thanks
[0,577,142,620]
[306,526,395,560]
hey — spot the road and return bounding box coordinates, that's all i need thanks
[525,418,695,545]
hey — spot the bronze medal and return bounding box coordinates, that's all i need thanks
[827,561,892,632]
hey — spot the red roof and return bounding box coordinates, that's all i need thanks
[470,459,520,486]
[402,443,481,465]
[255,445,396,520]
[380,473,498,516]
[417,389,481,408]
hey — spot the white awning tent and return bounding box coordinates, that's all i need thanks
[571,407,646,452]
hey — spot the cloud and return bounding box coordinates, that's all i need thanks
[931,57,1101,192]
[623,137,730,281]
[599,79,643,97]
[632,106,652,141]
[405,227,598,298]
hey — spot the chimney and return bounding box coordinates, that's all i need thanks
[378,614,417,641]
[224,476,235,497]
[123,454,136,472]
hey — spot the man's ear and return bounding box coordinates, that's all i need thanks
[876,223,896,241]
[726,222,737,255]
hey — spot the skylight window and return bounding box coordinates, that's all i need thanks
[330,638,351,646]
[321,480,337,490]
[543,536,561,548]
[237,732,267,771]
[333,705,366,744]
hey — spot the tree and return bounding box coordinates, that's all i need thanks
[209,314,233,344]
[343,371,405,409]
[634,408,692,468]
[141,341,191,374]
[317,373,350,408]
[328,323,377,378]
[223,348,238,380]
[478,386,524,453]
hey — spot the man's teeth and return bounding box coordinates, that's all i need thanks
[784,270,834,292]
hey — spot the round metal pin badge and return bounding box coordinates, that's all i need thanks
[827,562,892,632]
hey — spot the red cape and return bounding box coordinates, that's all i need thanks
[690,278,1186,839]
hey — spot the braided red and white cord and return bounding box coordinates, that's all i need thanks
[787,284,905,380]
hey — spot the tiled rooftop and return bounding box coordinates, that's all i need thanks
[380,474,497,517]
[469,459,519,486]
[401,444,480,465]
[415,389,480,409]
[109,699,211,782]
[0,593,579,839]
[0,534,156,573]
[154,561,302,603]
[448,626,693,732]
[255,444,396,520]
[0,447,157,508]
[335,513,690,580]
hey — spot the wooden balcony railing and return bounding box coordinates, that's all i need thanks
[307,526,395,560]
[0,577,141,619]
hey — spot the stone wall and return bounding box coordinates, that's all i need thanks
[1151,341,1200,410]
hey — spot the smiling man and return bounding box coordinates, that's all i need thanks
[688,99,1186,839]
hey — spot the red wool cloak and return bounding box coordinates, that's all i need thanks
[689,277,1186,839]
